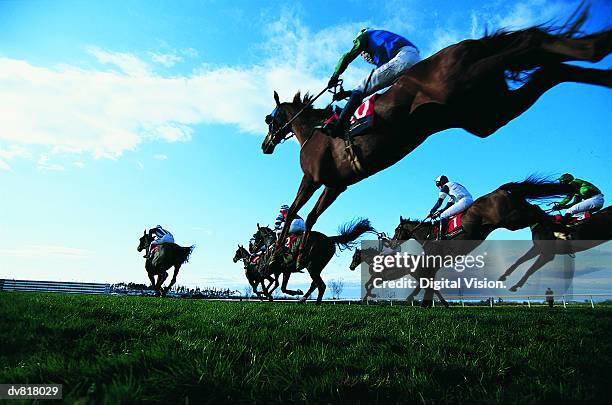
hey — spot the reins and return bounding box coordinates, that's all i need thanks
[272,81,343,143]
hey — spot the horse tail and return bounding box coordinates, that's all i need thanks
[499,175,572,201]
[328,218,376,251]
[179,245,195,265]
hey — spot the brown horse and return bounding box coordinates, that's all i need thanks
[390,179,573,306]
[251,219,375,304]
[232,244,275,300]
[262,10,611,255]
[499,206,612,291]
[137,231,194,296]
[349,246,449,306]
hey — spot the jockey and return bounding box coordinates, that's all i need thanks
[324,28,420,138]
[554,173,604,221]
[429,175,474,225]
[144,225,174,258]
[274,204,305,239]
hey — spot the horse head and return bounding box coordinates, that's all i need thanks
[137,229,151,252]
[233,244,247,263]
[389,216,424,248]
[349,249,362,271]
[262,91,292,154]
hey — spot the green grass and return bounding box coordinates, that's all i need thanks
[1,293,611,404]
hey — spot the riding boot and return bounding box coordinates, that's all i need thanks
[324,90,364,138]
[143,246,149,259]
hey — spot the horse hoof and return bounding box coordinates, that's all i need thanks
[297,299,306,304]
[509,285,519,292]
[297,289,304,295]
[498,275,506,282]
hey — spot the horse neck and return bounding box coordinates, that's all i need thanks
[284,104,327,146]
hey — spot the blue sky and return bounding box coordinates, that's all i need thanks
[0,0,610,298]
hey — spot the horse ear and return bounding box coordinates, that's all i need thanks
[143,229,146,235]
[257,223,261,230]
[273,91,280,106]
[400,216,404,223]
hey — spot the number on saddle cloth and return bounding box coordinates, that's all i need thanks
[434,213,465,239]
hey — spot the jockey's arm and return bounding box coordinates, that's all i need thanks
[332,32,367,79]
[430,186,450,214]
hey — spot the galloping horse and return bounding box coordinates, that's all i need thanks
[499,206,612,291]
[390,178,573,306]
[252,219,375,304]
[262,9,611,255]
[349,246,449,306]
[232,244,275,299]
[137,231,194,296]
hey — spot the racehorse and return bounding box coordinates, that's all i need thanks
[390,178,573,306]
[137,230,194,296]
[262,7,611,258]
[349,246,449,306]
[499,206,612,291]
[232,244,275,300]
[251,218,375,304]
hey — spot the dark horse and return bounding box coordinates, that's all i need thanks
[499,206,612,291]
[137,230,194,296]
[262,8,611,255]
[390,179,573,306]
[252,218,375,304]
[349,246,448,306]
[232,244,275,300]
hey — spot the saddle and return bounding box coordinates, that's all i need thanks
[552,211,593,240]
[324,95,377,138]
[433,213,465,239]
[553,211,592,227]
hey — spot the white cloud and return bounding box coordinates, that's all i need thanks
[149,52,183,67]
[0,1,582,170]
[153,154,168,160]
[73,161,85,167]
[0,145,30,171]
[37,155,65,171]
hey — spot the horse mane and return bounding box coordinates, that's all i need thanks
[499,174,570,201]
[400,217,421,224]
[291,91,332,124]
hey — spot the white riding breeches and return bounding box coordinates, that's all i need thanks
[355,46,421,96]
[566,194,604,214]
[151,232,174,246]
[440,197,473,219]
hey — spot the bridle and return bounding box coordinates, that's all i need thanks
[265,81,344,147]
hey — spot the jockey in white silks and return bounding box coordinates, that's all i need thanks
[429,175,474,220]
[274,204,305,240]
[144,225,174,258]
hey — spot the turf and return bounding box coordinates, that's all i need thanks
[1,292,611,404]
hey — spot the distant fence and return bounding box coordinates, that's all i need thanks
[0,279,110,295]
[230,293,612,308]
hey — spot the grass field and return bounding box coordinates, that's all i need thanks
[1,293,611,404]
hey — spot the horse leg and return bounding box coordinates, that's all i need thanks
[434,290,450,308]
[471,64,611,136]
[165,265,181,293]
[280,270,303,296]
[499,244,541,281]
[509,253,555,292]
[406,284,421,302]
[147,271,155,289]
[421,287,435,308]
[278,175,321,246]
[297,185,347,263]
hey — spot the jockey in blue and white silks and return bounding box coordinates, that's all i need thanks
[144,225,174,258]
[274,204,305,239]
[325,28,420,138]
[429,175,474,220]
